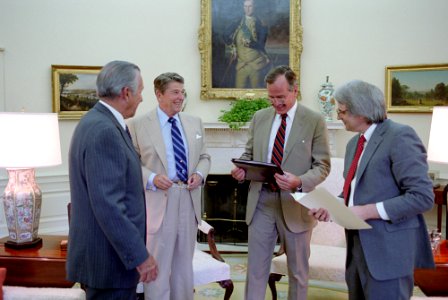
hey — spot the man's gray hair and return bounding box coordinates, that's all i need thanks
[334,80,387,123]
[96,61,140,99]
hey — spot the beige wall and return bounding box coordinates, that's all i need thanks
[0,0,447,234]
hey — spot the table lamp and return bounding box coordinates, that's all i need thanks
[0,112,61,249]
[428,107,448,165]
[427,106,448,242]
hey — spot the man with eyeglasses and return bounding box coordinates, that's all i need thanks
[231,65,331,299]
[127,72,211,300]
[310,80,434,299]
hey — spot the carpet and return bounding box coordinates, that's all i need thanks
[193,254,426,300]
[194,254,348,299]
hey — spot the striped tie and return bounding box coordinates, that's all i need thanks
[271,114,288,167]
[168,118,188,182]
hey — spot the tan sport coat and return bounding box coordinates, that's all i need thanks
[241,103,331,233]
[127,109,211,234]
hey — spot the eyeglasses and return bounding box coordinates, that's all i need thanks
[336,108,349,116]
[268,96,287,103]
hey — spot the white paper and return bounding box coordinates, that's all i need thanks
[292,187,372,230]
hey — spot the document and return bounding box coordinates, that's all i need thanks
[292,187,372,230]
[231,158,283,182]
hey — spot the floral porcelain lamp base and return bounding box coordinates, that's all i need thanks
[3,168,43,249]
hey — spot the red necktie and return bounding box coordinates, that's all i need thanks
[343,135,366,205]
[271,114,287,167]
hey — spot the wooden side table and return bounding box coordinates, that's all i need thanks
[414,240,448,296]
[0,235,74,287]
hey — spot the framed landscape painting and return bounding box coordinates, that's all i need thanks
[52,65,101,120]
[385,64,448,113]
[199,0,302,100]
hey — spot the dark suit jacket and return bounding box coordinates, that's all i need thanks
[67,103,148,288]
[241,104,331,233]
[345,119,435,281]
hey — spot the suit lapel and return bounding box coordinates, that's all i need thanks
[146,110,170,172]
[355,120,388,184]
[258,109,275,161]
[282,104,304,163]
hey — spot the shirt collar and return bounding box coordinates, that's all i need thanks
[99,100,126,130]
[363,123,377,142]
[157,106,180,126]
[276,101,297,121]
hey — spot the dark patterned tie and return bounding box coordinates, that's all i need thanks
[125,125,132,141]
[168,118,188,182]
[343,135,366,205]
[271,114,288,167]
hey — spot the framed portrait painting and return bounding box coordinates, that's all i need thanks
[199,0,302,100]
[52,65,101,120]
[385,64,448,113]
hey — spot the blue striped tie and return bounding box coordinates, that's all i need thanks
[168,117,188,182]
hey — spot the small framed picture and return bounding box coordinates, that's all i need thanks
[385,64,448,113]
[52,65,101,120]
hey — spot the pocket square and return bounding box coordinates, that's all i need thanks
[196,134,202,139]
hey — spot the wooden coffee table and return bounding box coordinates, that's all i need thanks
[0,235,74,287]
[414,240,448,296]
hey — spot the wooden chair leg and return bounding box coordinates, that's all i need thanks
[268,273,283,300]
[218,279,234,300]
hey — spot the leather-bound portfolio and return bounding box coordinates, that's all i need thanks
[231,158,284,182]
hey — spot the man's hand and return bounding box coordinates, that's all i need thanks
[137,254,158,283]
[231,167,246,181]
[187,173,202,190]
[308,208,330,222]
[274,171,301,191]
[153,174,173,190]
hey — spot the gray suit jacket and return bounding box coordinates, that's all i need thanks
[345,119,435,281]
[241,104,331,233]
[67,103,148,288]
[127,109,211,234]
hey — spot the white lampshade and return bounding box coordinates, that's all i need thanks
[427,106,448,164]
[0,112,62,168]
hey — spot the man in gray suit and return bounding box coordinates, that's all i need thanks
[67,61,158,300]
[127,72,210,300]
[310,80,435,299]
[231,65,331,299]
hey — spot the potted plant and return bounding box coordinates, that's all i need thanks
[218,98,270,129]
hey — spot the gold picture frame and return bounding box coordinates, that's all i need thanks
[198,0,302,100]
[385,64,448,113]
[52,65,101,120]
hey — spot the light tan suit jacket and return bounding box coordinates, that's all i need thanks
[241,103,331,233]
[127,109,211,234]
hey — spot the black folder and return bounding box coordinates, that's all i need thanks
[231,158,284,182]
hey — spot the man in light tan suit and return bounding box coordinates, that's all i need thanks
[127,72,210,300]
[231,65,330,300]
